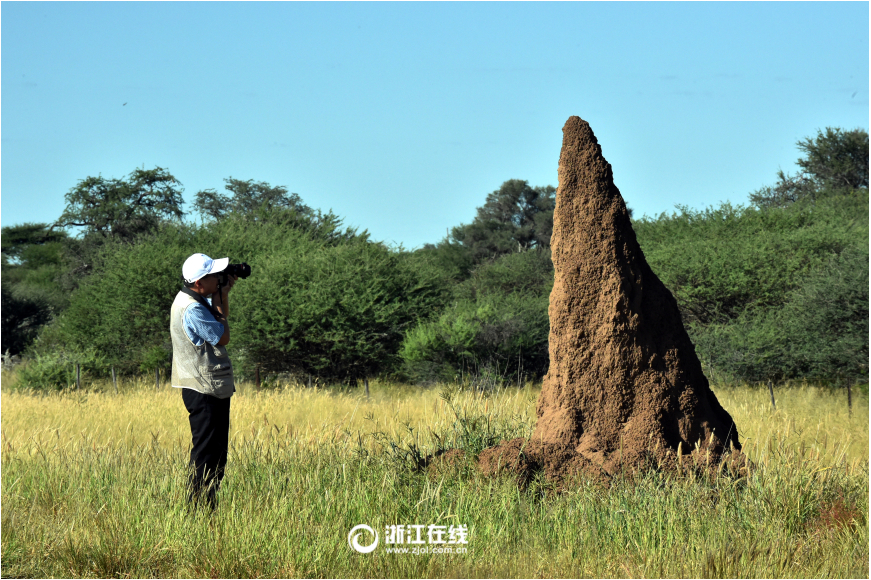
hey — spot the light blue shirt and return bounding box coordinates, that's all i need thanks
[183,298,225,346]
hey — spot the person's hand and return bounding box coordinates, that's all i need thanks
[211,274,238,305]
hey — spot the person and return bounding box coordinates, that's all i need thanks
[170,253,238,511]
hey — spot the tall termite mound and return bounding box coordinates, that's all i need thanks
[479,117,741,481]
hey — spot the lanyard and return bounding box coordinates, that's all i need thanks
[179,287,222,319]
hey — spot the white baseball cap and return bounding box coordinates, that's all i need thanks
[182,253,229,284]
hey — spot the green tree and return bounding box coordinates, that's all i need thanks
[194,178,361,246]
[35,224,197,375]
[796,127,869,191]
[49,167,185,291]
[234,236,446,381]
[53,167,185,239]
[194,178,311,221]
[689,247,868,382]
[1,223,70,354]
[633,194,865,326]
[2,223,68,267]
[2,286,53,355]
[634,192,868,382]
[750,127,869,209]
[450,179,555,264]
[775,248,869,378]
[36,213,444,382]
[399,249,553,384]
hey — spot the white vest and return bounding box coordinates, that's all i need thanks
[170,291,235,398]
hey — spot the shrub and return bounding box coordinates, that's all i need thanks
[633,195,866,325]
[10,348,106,391]
[399,249,552,384]
[690,247,869,382]
[36,213,447,382]
[232,235,446,380]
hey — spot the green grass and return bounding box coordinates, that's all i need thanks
[1,373,867,578]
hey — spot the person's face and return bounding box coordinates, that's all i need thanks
[195,273,221,295]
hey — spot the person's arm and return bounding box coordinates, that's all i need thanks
[183,303,225,347]
[214,307,229,345]
[212,275,237,346]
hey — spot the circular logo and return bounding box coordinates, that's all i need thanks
[348,524,379,553]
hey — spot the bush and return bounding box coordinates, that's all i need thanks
[633,195,866,325]
[1,223,69,354]
[690,247,869,382]
[1,286,54,356]
[399,249,552,384]
[36,212,447,382]
[232,235,446,380]
[19,134,870,386]
[10,348,106,391]
[35,224,198,375]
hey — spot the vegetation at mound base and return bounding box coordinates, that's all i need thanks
[1,373,867,578]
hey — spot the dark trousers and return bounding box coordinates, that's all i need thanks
[182,388,231,510]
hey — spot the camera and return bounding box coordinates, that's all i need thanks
[227,262,252,279]
[217,262,251,286]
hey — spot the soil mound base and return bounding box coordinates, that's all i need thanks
[425,448,468,476]
[477,438,536,478]
[478,116,741,483]
[477,438,604,486]
[476,438,749,485]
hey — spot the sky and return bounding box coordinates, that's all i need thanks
[2,1,868,249]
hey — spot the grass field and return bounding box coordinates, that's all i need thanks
[2,372,868,578]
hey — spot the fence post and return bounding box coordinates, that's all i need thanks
[847,378,853,417]
[155,368,160,391]
[518,348,522,389]
[767,379,776,410]
[364,377,370,399]
[112,366,117,394]
[308,375,312,389]
[75,363,81,390]
[255,364,261,391]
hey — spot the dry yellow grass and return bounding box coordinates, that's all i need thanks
[2,373,865,471]
[718,383,868,468]
[0,375,538,456]
[2,372,867,578]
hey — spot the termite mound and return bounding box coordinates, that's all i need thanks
[478,116,742,483]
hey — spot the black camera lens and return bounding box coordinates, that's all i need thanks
[227,262,252,279]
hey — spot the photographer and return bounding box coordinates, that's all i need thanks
[170,253,239,511]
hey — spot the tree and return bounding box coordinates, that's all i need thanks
[53,167,185,239]
[750,127,869,208]
[194,177,364,247]
[688,247,869,382]
[37,217,444,382]
[2,223,68,267]
[797,127,869,191]
[194,178,311,221]
[1,223,71,354]
[1,286,54,355]
[450,179,555,263]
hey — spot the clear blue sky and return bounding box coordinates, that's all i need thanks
[2,1,868,249]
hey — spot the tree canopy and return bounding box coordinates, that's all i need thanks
[1,223,70,355]
[2,222,68,267]
[450,179,555,262]
[750,127,869,209]
[53,167,185,240]
[194,178,311,221]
